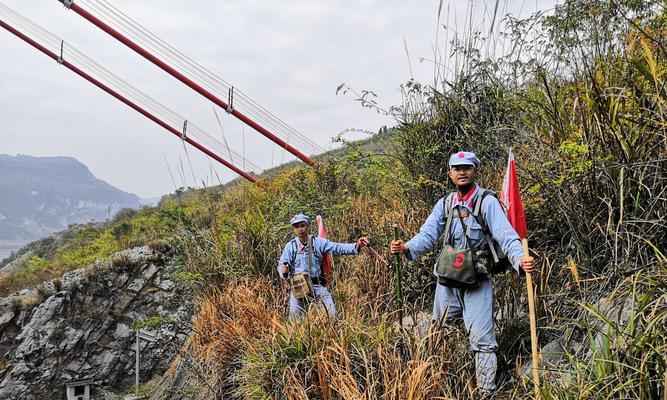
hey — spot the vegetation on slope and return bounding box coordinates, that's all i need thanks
[0,0,664,398]
[180,1,666,398]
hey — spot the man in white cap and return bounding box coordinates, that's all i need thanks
[390,151,535,396]
[279,214,368,319]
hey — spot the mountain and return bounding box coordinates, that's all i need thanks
[0,154,140,242]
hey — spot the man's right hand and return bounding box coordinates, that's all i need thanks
[281,263,289,278]
[390,240,407,255]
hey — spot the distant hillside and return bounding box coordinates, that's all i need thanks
[0,154,140,242]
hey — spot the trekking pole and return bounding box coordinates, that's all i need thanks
[282,263,290,309]
[523,239,540,398]
[365,243,391,267]
[393,224,403,327]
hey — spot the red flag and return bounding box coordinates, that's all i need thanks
[316,215,332,285]
[500,149,528,239]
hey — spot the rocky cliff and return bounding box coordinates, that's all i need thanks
[0,245,193,399]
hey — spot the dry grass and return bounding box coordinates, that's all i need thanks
[188,278,283,397]
[185,272,515,399]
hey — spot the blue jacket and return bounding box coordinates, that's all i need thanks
[278,235,358,278]
[405,186,525,275]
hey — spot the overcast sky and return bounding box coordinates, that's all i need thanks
[0,0,556,198]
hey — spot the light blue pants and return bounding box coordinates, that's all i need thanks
[289,284,336,320]
[432,279,498,393]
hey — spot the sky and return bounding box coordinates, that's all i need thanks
[0,0,556,198]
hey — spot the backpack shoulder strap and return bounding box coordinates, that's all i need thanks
[472,188,500,262]
[442,193,456,245]
[312,236,328,281]
[290,239,298,274]
[309,236,321,259]
[472,188,498,225]
[306,235,315,276]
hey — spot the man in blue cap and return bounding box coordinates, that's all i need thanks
[390,151,535,396]
[279,214,368,319]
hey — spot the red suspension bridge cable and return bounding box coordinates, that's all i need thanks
[75,1,323,159]
[79,0,324,156]
[0,6,258,184]
[59,0,321,166]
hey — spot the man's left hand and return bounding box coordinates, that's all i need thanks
[520,256,536,273]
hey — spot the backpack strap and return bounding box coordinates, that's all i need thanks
[291,236,325,280]
[472,189,500,263]
[306,236,315,276]
[290,239,298,276]
[442,193,456,245]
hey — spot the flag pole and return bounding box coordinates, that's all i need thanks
[502,148,540,398]
[523,239,540,398]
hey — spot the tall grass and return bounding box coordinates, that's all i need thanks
[187,274,495,399]
[541,263,666,399]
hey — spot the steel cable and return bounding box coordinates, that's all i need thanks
[77,0,324,155]
[74,2,322,155]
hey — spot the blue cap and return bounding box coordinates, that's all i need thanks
[449,151,480,168]
[290,214,311,226]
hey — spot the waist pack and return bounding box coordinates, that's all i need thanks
[288,236,318,299]
[290,272,315,299]
[436,245,478,288]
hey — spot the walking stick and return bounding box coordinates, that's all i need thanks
[523,239,540,398]
[393,224,403,327]
[282,263,290,309]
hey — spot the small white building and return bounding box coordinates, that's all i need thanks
[65,379,94,400]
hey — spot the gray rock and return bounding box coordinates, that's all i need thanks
[114,323,131,339]
[143,263,158,280]
[590,296,636,354]
[520,337,586,389]
[398,311,432,338]
[127,278,147,293]
[0,311,15,326]
[0,382,29,400]
[520,338,570,377]
[0,249,193,398]
[66,357,84,372]
[14,295,66,358]
[60,327,85,351]
[115,273,131,287]
[117,246,153,265]
[158,280,175,291]
[61,268,86,289]
[94,350,120,378]
[98,387,122,400]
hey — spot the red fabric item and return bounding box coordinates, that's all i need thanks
[500,149,528,239]
[453,184,479,210]
[316,215,332,285]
